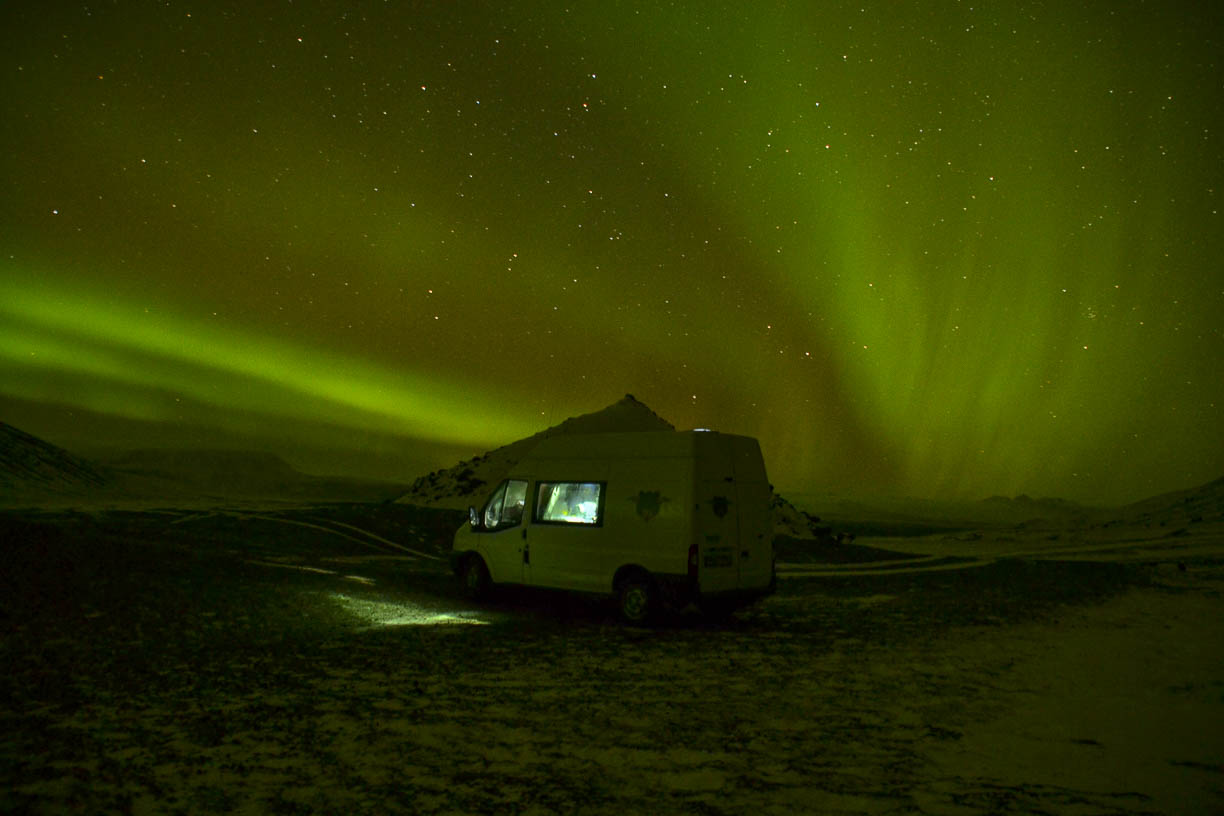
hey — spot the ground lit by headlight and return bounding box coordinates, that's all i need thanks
[330,593,489,626]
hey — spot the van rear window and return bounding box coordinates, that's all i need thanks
[535,481,604,525]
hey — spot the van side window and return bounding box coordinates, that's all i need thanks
[482,479,528,530]
[534,481,604,525]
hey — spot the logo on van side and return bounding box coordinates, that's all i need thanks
[631,490,669,521]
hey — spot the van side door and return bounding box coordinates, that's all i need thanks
[523,479,607,592]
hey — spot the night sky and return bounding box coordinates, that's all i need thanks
[2,2,1221,504]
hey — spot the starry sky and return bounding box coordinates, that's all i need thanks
[2,1,1221,505]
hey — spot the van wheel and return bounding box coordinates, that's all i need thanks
[617,577,656,625]
[460,556,490,600]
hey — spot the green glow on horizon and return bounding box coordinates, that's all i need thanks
[0,274,542,447]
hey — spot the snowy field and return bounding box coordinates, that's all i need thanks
[2,504,1221,815]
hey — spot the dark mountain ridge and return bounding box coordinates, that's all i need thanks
[1,421,108,494]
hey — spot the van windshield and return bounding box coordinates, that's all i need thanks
[482,480,527,530]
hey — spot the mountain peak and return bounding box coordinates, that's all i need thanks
[396,395,672,509]
[547,394,675,436]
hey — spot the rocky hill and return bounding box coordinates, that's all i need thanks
[0,422,108,496]
[1117,475,1224,527]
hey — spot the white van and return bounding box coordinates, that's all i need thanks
[450,430,776,622]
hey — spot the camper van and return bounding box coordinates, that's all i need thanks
[450,430,776,623]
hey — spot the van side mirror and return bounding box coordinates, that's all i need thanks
[468,506,479,529]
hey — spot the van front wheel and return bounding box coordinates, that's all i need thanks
[460,556,490,600]
[617,577,656,624]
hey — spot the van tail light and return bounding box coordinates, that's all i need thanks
[688,542,698,582]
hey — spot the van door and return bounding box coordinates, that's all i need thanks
[476,479,529,585]
[523,479,606,592]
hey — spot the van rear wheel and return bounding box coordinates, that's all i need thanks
[617,577,656,624]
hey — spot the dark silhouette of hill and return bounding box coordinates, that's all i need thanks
[979,493,1094,527]
[1117,475,1224,526]
[95,448,407,502]
[0,421,108,495]
[397,394,672,508]
[0,422,405,506]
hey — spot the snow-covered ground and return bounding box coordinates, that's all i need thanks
[2,505,1221,814]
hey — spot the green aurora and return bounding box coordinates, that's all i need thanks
[1,1,1220,503]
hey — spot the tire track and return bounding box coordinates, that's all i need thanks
[311,517,444,561]
[231,512,440,560]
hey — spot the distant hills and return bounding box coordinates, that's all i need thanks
[94,448,407,502]
[0,423,405,506]
[1117,475,1224,527]
[787,475,1224,533]
[781,491,1093,530]
[4,405,1220,534]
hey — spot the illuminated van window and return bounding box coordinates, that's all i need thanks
[483,479,528,530]
[535,481,604,525]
